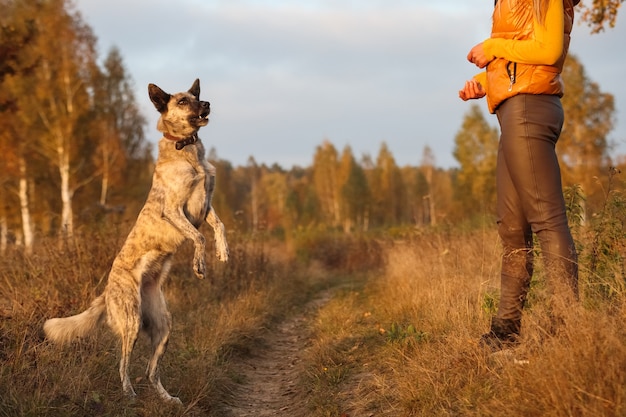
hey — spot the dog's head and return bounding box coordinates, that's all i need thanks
[148,79,210,140]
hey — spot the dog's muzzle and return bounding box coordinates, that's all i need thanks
[199,101,210,121]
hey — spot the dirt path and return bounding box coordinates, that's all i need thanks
[220,290,333,417]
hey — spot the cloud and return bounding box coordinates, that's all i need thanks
[76,0,626,168]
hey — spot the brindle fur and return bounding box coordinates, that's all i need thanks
[43,79,228,404]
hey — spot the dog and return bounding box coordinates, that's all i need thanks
[43,79,229,404]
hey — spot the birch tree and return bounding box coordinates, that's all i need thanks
[0,0,40,252]
[247,156,260,231]
[92,47,148,208]
[420,146,437,226]
[31,0,98,239]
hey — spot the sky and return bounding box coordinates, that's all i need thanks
[73,0,626,169]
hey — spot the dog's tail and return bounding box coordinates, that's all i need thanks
[43,294,106,344]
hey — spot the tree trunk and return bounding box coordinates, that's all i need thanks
[0,215,7,255]
[18,156,34,254]
[58,146,74,239]
[429,194,436,227]
[99,125,117,207]
[251,176,259,232]
[423,163,436,226]
[100,175,109,206]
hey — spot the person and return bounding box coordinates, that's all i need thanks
[458,0,580,350]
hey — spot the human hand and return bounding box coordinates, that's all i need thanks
[458,80,486,101]
[467,43,491,69]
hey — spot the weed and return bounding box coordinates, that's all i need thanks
[583,167,626,304]
[385,322,429,345]
[481,291,499,316]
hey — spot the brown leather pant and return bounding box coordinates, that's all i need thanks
[494,94,578,323]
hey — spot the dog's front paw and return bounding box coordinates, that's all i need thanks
[216,244,229,262]
[193,256,206,279]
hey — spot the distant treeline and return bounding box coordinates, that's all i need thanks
[1,0,624,254]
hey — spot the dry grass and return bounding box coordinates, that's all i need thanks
[0,228,322,417]
[1,225,625,416]
[303,228,626,416]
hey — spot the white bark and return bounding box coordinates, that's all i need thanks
[18,156,34,254]
[100,173,109,206]
[59,146,73,238]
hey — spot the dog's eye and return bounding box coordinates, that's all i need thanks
[178,98,189,106]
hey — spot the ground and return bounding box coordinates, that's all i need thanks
[219,291,333,417]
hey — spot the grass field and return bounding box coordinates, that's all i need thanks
[0,223,624,416]
[304,229,626,416]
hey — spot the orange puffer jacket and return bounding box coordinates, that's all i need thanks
[483,0,577,113]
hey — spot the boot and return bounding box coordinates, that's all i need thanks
[479,317,521,352]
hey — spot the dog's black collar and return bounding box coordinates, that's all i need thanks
[164,133,198,150]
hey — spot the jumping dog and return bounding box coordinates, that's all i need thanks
[44,79,229,403]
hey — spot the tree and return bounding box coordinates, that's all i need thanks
[0,0,38,111]
[247,156,261,231]
[420,146,437,226]
[370,142,405,227]
[285,166,319,232]
[312,140,340,227]
[339,147,370,232]
[578,0,624,33]
[27,0,98,239]
[453,104,499,216]
[259,169,288,232]
[1,0,43,252]
[560,54,614,212]
[0,0,153,250]
[91,47,148,208]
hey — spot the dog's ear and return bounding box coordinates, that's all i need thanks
[148,83,171,113]
[188,79,200,100]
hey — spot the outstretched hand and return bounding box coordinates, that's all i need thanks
[458,80,486,101]
[458,41,490,101]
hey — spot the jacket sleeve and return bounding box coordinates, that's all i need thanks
[482,0,564,66]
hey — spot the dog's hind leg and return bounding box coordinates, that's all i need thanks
[119,327,139,397]
[141,259,181,404]
[105,274,141,398]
